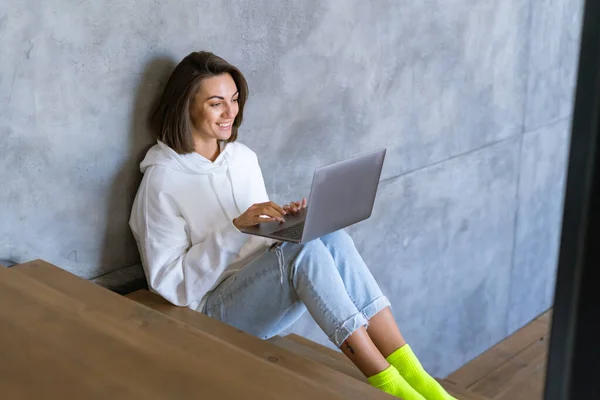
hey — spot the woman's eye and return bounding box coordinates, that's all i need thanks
[233,98,239,103]
[211,103,222,107]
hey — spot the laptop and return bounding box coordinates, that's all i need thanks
[240,148,386,243]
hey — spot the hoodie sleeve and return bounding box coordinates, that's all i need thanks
[130,170,248,307]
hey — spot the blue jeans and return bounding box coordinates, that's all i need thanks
[202,230,391,348]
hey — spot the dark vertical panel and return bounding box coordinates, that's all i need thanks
[545,0,600,398]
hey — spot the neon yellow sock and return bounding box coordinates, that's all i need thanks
[367,365,426,399]
[387,344,457,400]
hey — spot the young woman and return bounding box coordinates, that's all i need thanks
[129,51,455,400]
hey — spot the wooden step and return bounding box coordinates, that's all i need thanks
[468,335,548,399]
[125,289,394,399]
[285,333,351,365]
[535,309,552,326]
[8,260,344,399]
[447,317,549,389]
[436,379,491,400]
[446,309,552,400]
[490,360,546,400]
[268,335,367,382]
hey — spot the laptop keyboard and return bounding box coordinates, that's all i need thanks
[271,222,305,241]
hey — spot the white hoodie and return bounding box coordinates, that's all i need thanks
[129,140,275,311]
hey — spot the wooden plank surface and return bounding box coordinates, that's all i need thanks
[125,289,393,399]
[493,360,546,400]
[445,309,552,399]
[447,318,549,388]
[436,379,490,400]
[267,335,368,382]
[0,319,134,400]
[469,334,548,399]
[285,334,349,364]
[13,261,393,400]
[5,261,343,399]
[535,310,552,326]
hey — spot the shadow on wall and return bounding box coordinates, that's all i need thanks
[0,259,17,268]
[98,56,176,284]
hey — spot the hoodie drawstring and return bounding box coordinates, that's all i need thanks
[269,242,286,285]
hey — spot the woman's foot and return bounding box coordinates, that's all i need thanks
[387,344,457,400]
[367,365,426,399]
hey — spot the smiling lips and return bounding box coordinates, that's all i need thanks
[217,122,232,131]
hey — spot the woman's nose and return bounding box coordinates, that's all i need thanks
[222,103,234,118]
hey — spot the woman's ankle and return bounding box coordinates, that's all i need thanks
[340,326,390,377]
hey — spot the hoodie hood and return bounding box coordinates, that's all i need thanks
[140,140,232,174]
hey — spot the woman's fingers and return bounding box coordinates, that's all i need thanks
[257,201,286,215]
[253,204,285,222]
[235,202,289,229]
[284,198,307,213]
[242,200,307,226]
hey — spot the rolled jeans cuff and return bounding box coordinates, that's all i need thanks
[329,295,391,347]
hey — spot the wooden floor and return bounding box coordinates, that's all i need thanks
[445,309,552,400]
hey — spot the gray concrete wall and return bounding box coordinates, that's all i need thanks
[0,0,582,376]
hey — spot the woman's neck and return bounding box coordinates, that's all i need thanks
[194,139,220,162]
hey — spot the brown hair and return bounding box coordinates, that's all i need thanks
[151,51,249,154]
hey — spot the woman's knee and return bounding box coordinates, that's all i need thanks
[320,229,355,249]
[289,239,334,275]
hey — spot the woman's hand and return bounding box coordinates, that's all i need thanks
[283,197,307,214]
[233,201,287,229]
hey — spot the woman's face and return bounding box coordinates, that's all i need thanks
[190,73,239,143]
